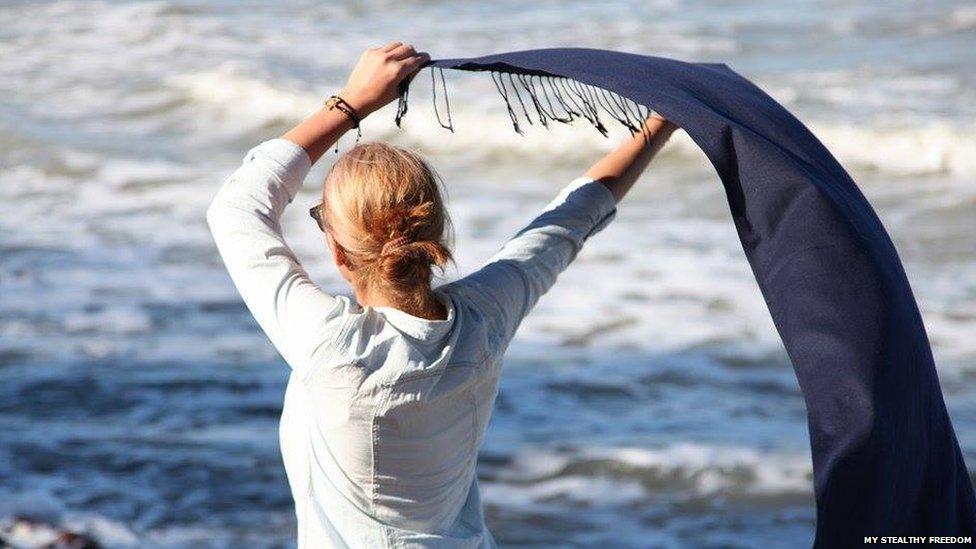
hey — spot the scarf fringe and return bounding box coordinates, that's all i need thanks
[395,67,655,142]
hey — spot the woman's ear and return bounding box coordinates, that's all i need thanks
[326,233,351,269]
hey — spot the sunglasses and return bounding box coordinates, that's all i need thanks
[309,203,327,232]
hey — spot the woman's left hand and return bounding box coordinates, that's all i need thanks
[340,42,430,117]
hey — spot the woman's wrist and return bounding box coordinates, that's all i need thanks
[336,89,378,119]
[283,101,359,165]
[648,113,679,133]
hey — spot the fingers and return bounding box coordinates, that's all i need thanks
[388,43,417,60]
[374,42,425,66]
[398,51,430,75]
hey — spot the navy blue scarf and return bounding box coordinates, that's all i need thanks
[396,48,976,545]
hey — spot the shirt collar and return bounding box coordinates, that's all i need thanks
[371,289,455,340]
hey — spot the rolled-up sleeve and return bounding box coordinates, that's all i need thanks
[455,177,617,346]
[206,138,344,377]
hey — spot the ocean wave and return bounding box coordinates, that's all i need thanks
[169,69,976,176]
[809,121,976,176]
[482,443,813,499]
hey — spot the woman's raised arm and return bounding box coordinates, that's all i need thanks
[585,115,678,203]
[448,114,678,347]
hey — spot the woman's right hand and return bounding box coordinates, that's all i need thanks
[340,42,430,117]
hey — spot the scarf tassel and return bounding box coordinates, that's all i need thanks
[396,67,657,142]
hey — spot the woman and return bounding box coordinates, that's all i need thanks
[207,42,677,548]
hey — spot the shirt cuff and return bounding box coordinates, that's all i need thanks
[244,138,313,200]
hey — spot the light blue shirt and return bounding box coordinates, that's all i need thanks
[207,139,617,547]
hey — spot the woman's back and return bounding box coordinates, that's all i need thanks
[281,289,500,546]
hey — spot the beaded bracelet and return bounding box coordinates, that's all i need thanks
[324,95,363,153]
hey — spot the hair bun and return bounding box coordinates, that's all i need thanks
[376,239,451,282]
[380,236,411,257]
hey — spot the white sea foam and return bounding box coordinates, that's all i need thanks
[486,443,812,501]
[0,492,139,548]
[589,443,812,494]
[810,121,976,176]
[62,306,153,335]
[950,5,976,30]
[482,475,648,510]
[169,69,976,176]
[168,70,324,129]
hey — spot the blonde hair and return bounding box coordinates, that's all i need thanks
[322,142,453,308]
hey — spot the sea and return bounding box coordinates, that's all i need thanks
[1,0,974,547]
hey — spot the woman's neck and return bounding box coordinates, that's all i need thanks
[356,285,447,321]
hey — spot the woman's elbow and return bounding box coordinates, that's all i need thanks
[205,197,237,242]
[205,200,222,230]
